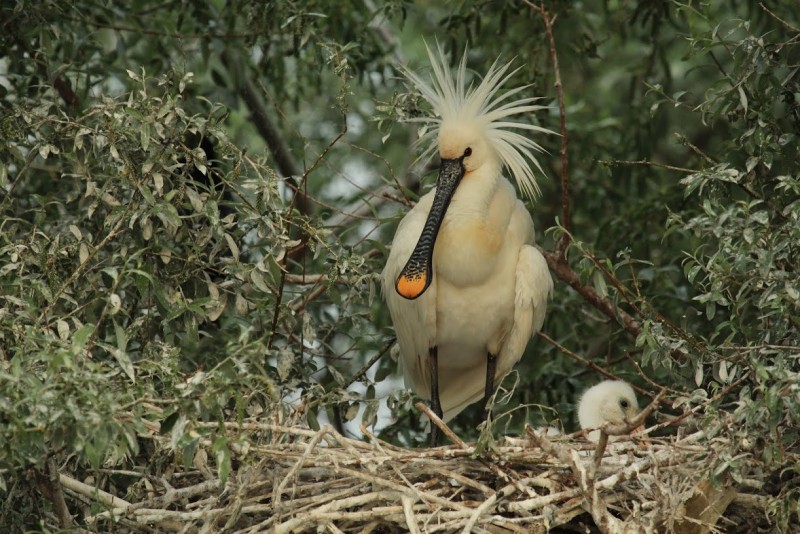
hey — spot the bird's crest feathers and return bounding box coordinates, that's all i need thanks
[402,41,554,198]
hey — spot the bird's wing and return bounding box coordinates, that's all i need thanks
[496,244,552,378]
[381,192,437,398]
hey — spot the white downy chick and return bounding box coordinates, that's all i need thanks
[578,380,639,443]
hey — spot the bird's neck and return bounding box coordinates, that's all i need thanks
[448,162,502,218]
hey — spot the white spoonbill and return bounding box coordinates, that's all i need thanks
[382,43,554,443]
[577,380,640,443]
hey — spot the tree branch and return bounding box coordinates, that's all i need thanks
[542,250,641,338]
[538,332,676,406]
[526,0,571,257]
[221,48,313,230]
[43,458,74,529]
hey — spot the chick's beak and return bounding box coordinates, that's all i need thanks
[395,158,465,300]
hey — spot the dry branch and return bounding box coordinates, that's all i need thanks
[525,0,572,257]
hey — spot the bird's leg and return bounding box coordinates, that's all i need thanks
[483,352,497,422]
[428,346,443,447]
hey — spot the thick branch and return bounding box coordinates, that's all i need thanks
[44,459,74,529]
[60,472,133,514]
[543,250,641,338]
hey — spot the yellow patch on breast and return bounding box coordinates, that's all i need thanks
[434,220,503,285]
[458,220,502,257]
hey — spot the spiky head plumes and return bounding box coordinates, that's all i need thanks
[402,41,554,198]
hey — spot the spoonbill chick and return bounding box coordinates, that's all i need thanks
[382,43,554,444]
[578,380,639,443]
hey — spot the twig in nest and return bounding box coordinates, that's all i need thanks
[401,495,422,534]
[461,482,518,534]
[60,473,133,513]
[527,427,621,532]
[274,425,332,510]
[415,401,466,448]
[416,403,539,505]
[592,388,666,467]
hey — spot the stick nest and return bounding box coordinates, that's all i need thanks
[53,418,775,534]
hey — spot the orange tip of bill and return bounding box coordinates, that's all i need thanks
[396,274,427,300]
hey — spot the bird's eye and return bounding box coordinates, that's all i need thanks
[463,147,472,157]
[619,399,630,409]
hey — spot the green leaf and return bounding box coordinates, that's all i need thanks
[112,321,135,382]
[591,270,608,299]
[213,436,231,482]
[160,412,180,434]
[306,409,320,431]
[73,324,96,348]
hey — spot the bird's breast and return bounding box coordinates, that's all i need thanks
[433,219,503,285]
[432,177,519,286]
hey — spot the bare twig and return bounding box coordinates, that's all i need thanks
[344,338,395,390]
[401,495,422,534]
[760,2,800,33]
[415,401,466,448]
[61,471,134,522]
[540,332,630,383]
[267,269,286,351]
[598,159,697,174]
[676,133,716,165]
[284,273,329,285]
[525,0,571,257]
[233,64,303,185]
[591,389,666,466]
[273,425,332,510]
[289,282,328,313]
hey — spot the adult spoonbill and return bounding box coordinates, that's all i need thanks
[382,43,554,444]
[577,380,640,443]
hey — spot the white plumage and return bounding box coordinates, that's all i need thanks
[577,380,640,443]
[382,43,554,430]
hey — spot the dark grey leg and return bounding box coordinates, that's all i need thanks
[429,346,442,447]
[483,352,497,421]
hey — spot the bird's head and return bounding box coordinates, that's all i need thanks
[437,120,490,175]
[394,42,554,300]
[578,380,640,435]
